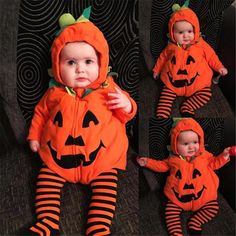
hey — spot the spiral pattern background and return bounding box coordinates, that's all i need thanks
[150,0,234,59]
[17,0,138,124]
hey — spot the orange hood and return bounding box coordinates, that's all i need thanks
[170,118,205,156]
[168,5,200,43]
[51,11,109,89]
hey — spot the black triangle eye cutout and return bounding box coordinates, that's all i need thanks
[171,55,176,65]
[175,169,182,179]
[186,55,195,65]
[192,168,201,179]
[53,111,63,127]
[82,110,99,128]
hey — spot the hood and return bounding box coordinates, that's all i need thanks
[51,10,109,89]
[170,118,205,156]
[168,5,200,43]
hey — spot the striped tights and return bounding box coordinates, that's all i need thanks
[156,86,212,118]
[165,200,219,236]
[29,166,118,236]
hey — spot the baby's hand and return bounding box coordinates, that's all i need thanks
[153,72,158,80]
[29,140,40,152]
[136,156,148,167]
[107,87,132,113]
[218,67,228,76]
[229,146,236,156]
[222,147,231,160]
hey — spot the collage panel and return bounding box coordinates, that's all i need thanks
[139,0,235,235]
[0,0,139,235]
[139,118,235,235]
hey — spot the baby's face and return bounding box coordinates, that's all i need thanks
[177,130,199,157]
[59,42,99,88]
[173,20,194,45]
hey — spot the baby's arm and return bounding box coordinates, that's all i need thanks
[153,72,159,80]
[218,67,228,76]
[28,88,53,152]
[202,40,228,76]
[222,147,231,160]
[208,147,231,170]
[137,156,169,172]
[153,47,168,80]
[137,157,148,166]
[107,87,132,113]
[29,140,40,152]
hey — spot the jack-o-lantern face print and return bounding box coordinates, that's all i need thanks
[47,109,105,169]
[168,55,199,88]
[160,47,213,97]
[172,168,205,203]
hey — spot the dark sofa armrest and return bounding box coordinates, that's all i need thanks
[218,5,235,111]
[0,95,17,155]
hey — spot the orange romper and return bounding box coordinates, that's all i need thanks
[146,118,229,211]
[28,17,137,184]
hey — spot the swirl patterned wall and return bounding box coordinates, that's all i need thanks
[17,0,138,125]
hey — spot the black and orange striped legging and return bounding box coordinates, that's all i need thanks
[29,166,118,236]
[156,86,212,118]
[165,200,219,236]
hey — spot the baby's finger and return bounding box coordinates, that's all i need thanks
[114,87,122,94]
[108,103,123,110]
[107,98,119,105]
[107,92,120,98]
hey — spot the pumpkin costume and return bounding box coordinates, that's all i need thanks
[145,118,230,235]
[153,2,226,117]
[27,7,137,235]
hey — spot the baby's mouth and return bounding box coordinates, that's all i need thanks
[76,77,87,81]
[188,150,195,155]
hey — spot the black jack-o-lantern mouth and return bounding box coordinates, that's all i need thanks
[47,139,105,169]
[172,185,206,203]
[47,109,105,169]
[168,71,199,88]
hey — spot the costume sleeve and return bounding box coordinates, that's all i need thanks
[145,158,170,172]
[108,77,137,124]
[152,47,168,75]
[208,153,230,170]
[27,88,54,142]
[202,39,224,72]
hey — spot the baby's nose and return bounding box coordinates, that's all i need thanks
[76,63,84,72]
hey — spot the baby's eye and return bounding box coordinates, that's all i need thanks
[194,141,198,144]
[178,31,183,34]
[188,30,193,33]
[85,59,93,64]
[184,143,188,146]
[67,60,76,65]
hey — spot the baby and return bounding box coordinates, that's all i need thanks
[137,118,231,235]
[27,7,137,235]
[153,1,228,118]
